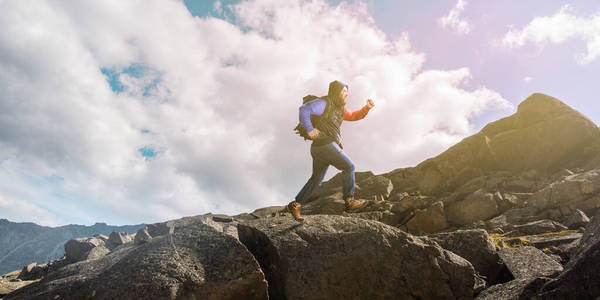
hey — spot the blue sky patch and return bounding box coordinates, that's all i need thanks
[101,68,124,92]
[139,146,157,159]
[100,64,162,97]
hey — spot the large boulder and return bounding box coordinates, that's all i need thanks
[238,215,475,300]
[446,189,499,225]
[406,201,448,233]
[63,237,105,263]
[134,227,152,245]
[477,246,563,299]
[108,231,132,247]
[355,175,394,199]
[498,246,563,279]
[5,216,268,300]
[390,194,436,215]
[428,229,505,284]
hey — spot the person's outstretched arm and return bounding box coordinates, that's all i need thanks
[344,99,374,121]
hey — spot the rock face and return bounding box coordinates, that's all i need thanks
[406,201,448,233]
[385,93,600,195]
[531,211,600,298]
[476,246,564,300]
[238,215,475,300]
[355,175,394,199]
[64,237,105,263]
[446,189,499,225]
[530,169,600,213]
[428,229,505,284]
[134,227,152,245]
[5,216,268,300]
[498,246,563,279]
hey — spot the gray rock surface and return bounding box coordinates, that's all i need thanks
[406,201,448,233]
[475,277,549,300]
[5,216,268,300]
[562,209,590,229]
[498,246,563,279]
[84,245,110,261]
[428,229,504,284]
[507,219,568,236]
[348,210,401,226]
[446,189,499,225]
[64,237,105,263]
[530,169,600,210]
[238,215,475,300]
[485,207,540,231]
[108,231,131,246]
[301,193,346,215]
[146,222,173,237]
[531,212,600,299]
[134,227,152,245]
[355,175,394,199]
[307,171,374,203]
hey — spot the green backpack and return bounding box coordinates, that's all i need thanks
[293,94,325,140]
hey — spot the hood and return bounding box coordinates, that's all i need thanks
[327,80,348,102]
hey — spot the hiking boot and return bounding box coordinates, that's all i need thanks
[345,196,366,212]
[287,201,303,221]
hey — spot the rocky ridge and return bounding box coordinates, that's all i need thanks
[2,93,600,299]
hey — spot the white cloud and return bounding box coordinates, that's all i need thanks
[523,76,533,83]
[438,0,472,35]
[502,4,600,64]
[0,0,512,225]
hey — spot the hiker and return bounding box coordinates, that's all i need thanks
[289,80,375,221]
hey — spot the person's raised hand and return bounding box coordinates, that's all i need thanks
[366,99,375,108]
[308,128,320,139]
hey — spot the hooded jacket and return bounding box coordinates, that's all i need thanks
[312,80,347,147]
[299,80,371,148]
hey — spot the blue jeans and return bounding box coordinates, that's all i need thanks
[295,142,355,204]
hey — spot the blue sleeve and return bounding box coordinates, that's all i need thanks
[299,99,326,132]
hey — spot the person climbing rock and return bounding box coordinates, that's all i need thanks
[288,80,375,221]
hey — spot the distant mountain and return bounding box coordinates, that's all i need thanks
[0,219,145,274]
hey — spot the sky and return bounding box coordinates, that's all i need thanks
[1,0,599,226]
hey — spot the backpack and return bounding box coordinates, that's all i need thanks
[293,94,325,140]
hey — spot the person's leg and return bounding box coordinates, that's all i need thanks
[294,148,329,204]
[325,143,355,200]
[322,143,365,211]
